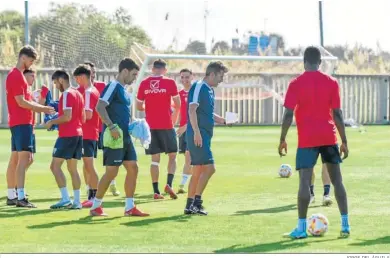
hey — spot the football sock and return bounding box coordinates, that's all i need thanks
[323,185,331,196]
[8,189,16,199]
[73,189,81,204]
[153,182,160,194]
[180,174,190,187]
[167,174,174,188]
[341,214,349,228]
[91,198,102,210]
[125,198,135,211]
[297,218,307,232]
[186,198,194,209]
[59,187,70,202]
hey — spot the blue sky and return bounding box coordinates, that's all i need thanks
[2,0,389,52]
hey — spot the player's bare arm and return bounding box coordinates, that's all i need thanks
[189,103,202,147]
[333,108,349,159]
[136,99,145,111]
[82,109,86,124]
[177,124,187,137]
[171,95,181,125]
[278,108,294,156]
[96,99,120,139]
[213,113,226,124]
[45,109,72,129]
[14,95,54,114]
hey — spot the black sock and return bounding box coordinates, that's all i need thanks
[194,195,202,205]
[323,185,331,196]
[88,189,92,200]
[91,189,97,200]
[153,182,160,194]
[310,185,314,196]
[186,198,194,209]
[167,174,174,188]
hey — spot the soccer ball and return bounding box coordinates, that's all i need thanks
[307,213,329,236]
[278,164,292,178]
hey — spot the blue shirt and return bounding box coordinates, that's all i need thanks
[187,80,215,137]
[100,80,132,144]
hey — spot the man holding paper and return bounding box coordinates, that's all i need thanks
[184,61,231,215]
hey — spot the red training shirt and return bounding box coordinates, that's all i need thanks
[82,86,100,141]
[94,81,106,133]
[58,87,84,138]
[283,71,341,148]
[6,67,34,127]
[137,76,179,129]
[178,89,189,127]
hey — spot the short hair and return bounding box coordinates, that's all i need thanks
[23,68,35,75]
[153,59,167,69]
[52,69,70,82]
[304,46,321,65]
[84,61,95,68]
[119,58,139,73]
[180,68,192,74]
[19,45,38,60]
[205,61,228,76]
[73,64,91,78]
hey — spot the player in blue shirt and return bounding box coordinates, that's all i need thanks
[90,58,149,217]
[184,61,229,215]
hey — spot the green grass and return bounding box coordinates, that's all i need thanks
[0,126,389,253]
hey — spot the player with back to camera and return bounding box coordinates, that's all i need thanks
[83,61,120,197]
[136,59,181,200]
[172,68,194,194]
[5,45,55,208]
[184,61,231,215]
[45,70,85,210]
[89,58,149,217]
[278,46,350,239]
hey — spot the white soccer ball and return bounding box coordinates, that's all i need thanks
[278,164,292,178]
[307,213,329,236]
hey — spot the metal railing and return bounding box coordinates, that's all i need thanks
[0,69,388,127]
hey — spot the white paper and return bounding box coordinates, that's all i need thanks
[225,112,239,124]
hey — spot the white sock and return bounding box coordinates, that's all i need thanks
[180,174,191,187]
[110,180,116,186]
[73,189,81,204]
[125,198,134,211]
[60,187,70,202]
[7,189,16,199]
[17,188,25,200]
[91,198,102,210]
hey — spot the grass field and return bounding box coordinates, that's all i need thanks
[0,126,389,253]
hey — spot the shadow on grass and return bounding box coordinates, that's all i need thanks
[121,214,192,227]
[27,215,122,229]
[349,236,390,247]
[233,204,322,216]
[214,238,339,253]
[0,206,60,218]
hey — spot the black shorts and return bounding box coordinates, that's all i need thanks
[103,141,137,166]
[145,129,178,155]
[11,125,36,153]
[97,132,103,150]
[82,139,97,158]
[53,136,83,160]
[296,145,342,170]
[178,131,188,154]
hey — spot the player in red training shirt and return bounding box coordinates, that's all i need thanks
[84,61,120,197]
[172,68,193,194]
[6,68,38,203]
[73,64,101,208]
[5,45,54,208]
[44,70,85,210]
[136,59,181,200]
[278,46,350,239]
